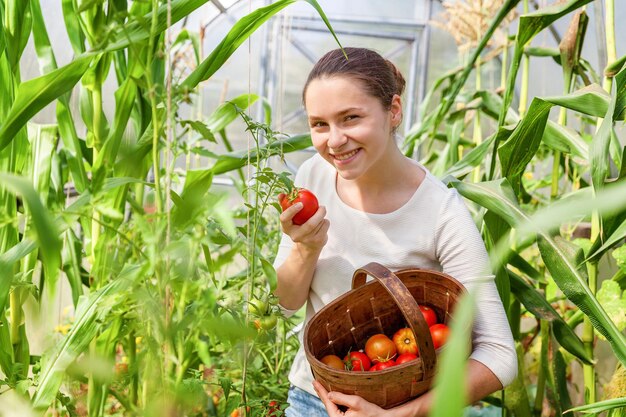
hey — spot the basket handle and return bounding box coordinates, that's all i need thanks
[352,262,437,376]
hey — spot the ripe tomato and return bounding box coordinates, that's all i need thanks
[320,354,345,370]
[344,351,371,371]
[279,188,319,225]
[267,400,280,417]
[429,323,450,349]
[369,359,396,371]
[365,334,397,363]
[392,328,418,355]
[419,305,438,327]
[395,353,418,364]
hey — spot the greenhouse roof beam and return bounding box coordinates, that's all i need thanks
[210,0,228,14]
[290,14,427,30]
[289,24,419,42]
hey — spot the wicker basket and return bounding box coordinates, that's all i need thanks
[304,262,466,409]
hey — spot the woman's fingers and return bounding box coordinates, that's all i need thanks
[313,381,343,416]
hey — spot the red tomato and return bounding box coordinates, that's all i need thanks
[344,351,371,371]
[419,305,438,327]
[395,353,418,364]
[267,400,280,417]
[392,328,418,356]
[369,359,396,371]
[365,334,397,363]
[279,188,319,225]
[429,323,450,349]
[320,354,345,370]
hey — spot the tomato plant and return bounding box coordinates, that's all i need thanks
[344,351,371,371]
[392,327,418,355]
[320,354,345,370]
[429,323,450,349]
[365,334,397,363]
[419,305,438,327]
[395,353,418,364]
[279,188,319,225]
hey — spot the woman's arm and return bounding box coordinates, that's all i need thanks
[273,203,330,310]
[314,359,503,417]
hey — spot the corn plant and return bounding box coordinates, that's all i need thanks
[0,0,340,416]
[408,0,626,416]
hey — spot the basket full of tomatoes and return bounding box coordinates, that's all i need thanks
[303,262,466,409]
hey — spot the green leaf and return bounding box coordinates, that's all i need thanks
[508,270,592,364]
[430,291,475,417]
[104,0,209,52]
[543,83,611,118]
[0,54,94,153]
[32,266,141,410]
[591,69,623,192]
[596,280,626,338]
[182,0,342,90]
[207,95,259,133]
[211,134,312,176]
[566,397,626,414]
[452,179,626,367]
[0,173,61,289]
[538,236,626,366]
[260,256,277,291]
[499,98,553,180]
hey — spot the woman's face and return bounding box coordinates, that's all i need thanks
[304,76,402,182]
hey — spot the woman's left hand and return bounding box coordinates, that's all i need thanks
[313,380,389,417]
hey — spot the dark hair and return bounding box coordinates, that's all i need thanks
[302,47,406,109]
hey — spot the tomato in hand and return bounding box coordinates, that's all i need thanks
[395,353,418,364]
[419,305,438,327]
[344,351,371,371]
[369,359,396,371]
[429,323,450,349]
[279,188,319,225]
[320,354,345,370]
[365,334,397,363]
[392,327,418,356]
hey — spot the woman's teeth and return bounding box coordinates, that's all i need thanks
[334,149,358,160]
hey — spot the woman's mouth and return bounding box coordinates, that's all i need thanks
[332,148,360,162]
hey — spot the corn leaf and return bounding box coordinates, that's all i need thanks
[182,0,342,90]
[429,291,475,417]
[451,178,626,367]
[32,266,141,410]
[0,54,94,153]
[509,270,592,364]
[566,397,626,414]
[0,173,61,289]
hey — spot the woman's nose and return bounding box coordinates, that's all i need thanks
[327,126,347,148]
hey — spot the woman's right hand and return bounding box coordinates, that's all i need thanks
[279,198,330,252]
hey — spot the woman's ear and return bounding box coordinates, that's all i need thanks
[390,94,403,128]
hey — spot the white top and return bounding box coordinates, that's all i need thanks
[274,153,517,397]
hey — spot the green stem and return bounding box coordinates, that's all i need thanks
[518,0,530,119]
[533,284,549,416]
[9,290,20,345]
[583,260,598,404]
[472,55,483,183]
[129,332,138,406]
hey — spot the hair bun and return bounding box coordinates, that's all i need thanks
[386,59,406,97]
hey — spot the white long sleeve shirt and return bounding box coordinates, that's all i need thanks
[274,153,517,397]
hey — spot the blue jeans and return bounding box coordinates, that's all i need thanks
[285,385,329,417]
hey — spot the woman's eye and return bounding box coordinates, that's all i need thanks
[311,121,326,128]
[345,115,359,121]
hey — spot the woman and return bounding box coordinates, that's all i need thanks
[273,47,517,417]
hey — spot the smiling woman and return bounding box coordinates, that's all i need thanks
[272,47,517,417]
